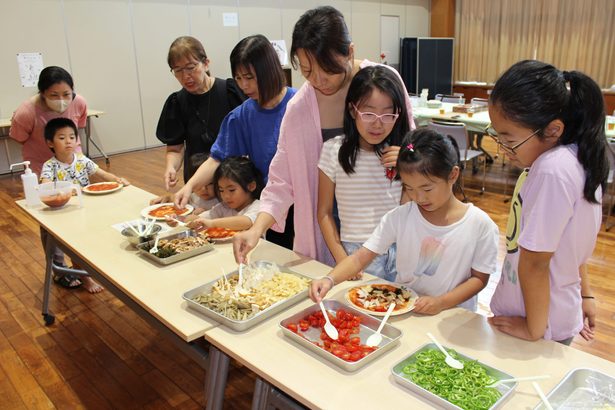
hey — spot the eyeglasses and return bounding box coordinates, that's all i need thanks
[171,62,201,76]
[352,104,399,124]
[484,124,541,155]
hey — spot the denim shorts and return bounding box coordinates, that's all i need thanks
[342,241,397,282]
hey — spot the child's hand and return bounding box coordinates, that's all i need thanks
[381,145,401,169]
[187,218,210,231]
[412,296,444,315]
[309,277,334,303]
[487,315,535,341]
[579,297,596,341]
[348,271,364,281]
[118,177,130,186]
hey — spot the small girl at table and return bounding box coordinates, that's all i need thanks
[487,60,608,344]
[40,117,129,293]
[310,129,499,314]
[187,156,263,231]
[317,65,411,281]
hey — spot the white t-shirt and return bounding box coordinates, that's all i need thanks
[318,136,402,242]
[364,202,499,311]
[199,199,260,222]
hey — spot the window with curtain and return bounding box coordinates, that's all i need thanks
[454,0,615,88]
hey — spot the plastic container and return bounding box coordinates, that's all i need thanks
[38,181,82,208]
[9,161,41,207]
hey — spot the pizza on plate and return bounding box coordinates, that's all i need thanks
[83,182,120,192]
[203,227,238,240]
[347,284,416,313]
[148,205,188,218]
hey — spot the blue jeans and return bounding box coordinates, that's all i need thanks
[342,241,397,282]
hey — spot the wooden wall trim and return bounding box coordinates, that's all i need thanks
[431,0,456,38]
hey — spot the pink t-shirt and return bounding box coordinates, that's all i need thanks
[9,95,87,176]
[490,144,602,341]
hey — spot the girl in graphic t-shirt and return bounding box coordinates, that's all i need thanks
[487,60,608,344]
[317,65,412,282]
[310,129,499,314]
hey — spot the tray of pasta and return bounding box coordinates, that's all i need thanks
[183,261,311,331]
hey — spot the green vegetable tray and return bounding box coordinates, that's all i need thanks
[391,343,516,410]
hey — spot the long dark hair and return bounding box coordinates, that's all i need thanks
[213,156,264,200]
[490,60,608,203]
[290,6,351,75]
[339,66,409,174]
[230,35,285,107]
[397,129,465,198]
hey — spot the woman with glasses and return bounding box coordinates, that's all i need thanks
[487,60,609,345]
[174,34,297,249]
[233,6,415,266]
[317,66,410,280]
[156,36,245,189]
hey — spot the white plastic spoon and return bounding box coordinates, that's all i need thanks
[532,381,553,410]
[427,332,464,370]
[366,302,395,347]
[319,302,338,340]
[487,375,550,388]
[149,235,160,254]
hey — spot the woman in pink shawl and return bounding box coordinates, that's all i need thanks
[233,6,415,266]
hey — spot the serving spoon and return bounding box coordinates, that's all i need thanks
[366,302,395,347]
[149,235,160,254]
[487,375,550,388]
[319,301,338,340]
[427,332,464,370]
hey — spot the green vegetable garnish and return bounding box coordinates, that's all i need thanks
[401,349,502,410]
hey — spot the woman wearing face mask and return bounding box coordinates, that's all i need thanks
[233,6,415,265]
[156,36,246,190]
[10,66,87,176]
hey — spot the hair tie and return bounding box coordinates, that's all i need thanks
[406,143,414,152]
[562,70,571,82]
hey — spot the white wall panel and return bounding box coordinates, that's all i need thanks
[350,1,381,62]
[63,0,144,154]
[190,0,239,79]
[0,0,68,119]
[131,0,190,147]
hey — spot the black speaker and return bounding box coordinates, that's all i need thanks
[400,37,454,99]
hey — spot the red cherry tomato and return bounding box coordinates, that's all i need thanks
[287,323,298,333]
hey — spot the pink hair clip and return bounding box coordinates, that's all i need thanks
[406,143,414,152]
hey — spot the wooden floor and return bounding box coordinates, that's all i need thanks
[0,145,613,409]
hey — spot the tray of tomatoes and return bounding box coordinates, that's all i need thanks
[279,300,402,372]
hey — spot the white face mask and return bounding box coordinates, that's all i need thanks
[46,98,71,113]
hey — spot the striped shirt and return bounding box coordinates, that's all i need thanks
[318,136,402,242]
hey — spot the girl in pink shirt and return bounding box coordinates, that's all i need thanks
[487,60,608,343]
[10,66,87,176]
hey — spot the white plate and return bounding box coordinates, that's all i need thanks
[140,203,194,221]
[345,283,418,317]
[82,182,123,195]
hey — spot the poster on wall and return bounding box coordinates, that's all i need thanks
[17,53,44,87]
[271,40,288,66]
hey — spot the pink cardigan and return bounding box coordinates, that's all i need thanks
[260,61,415,266]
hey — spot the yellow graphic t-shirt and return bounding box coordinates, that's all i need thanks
[506,169,529,254]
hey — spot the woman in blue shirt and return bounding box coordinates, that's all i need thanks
[175,34,296,248]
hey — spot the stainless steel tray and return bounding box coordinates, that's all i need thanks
[183,262,310,331]
[279,299,402,372]
[136,229,214,265]
[392,343,516,409]
[534,368,615,409]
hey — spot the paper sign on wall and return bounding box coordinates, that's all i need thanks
[271,40,288,66]
[223,12,238,27]
[17,52,44,87]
